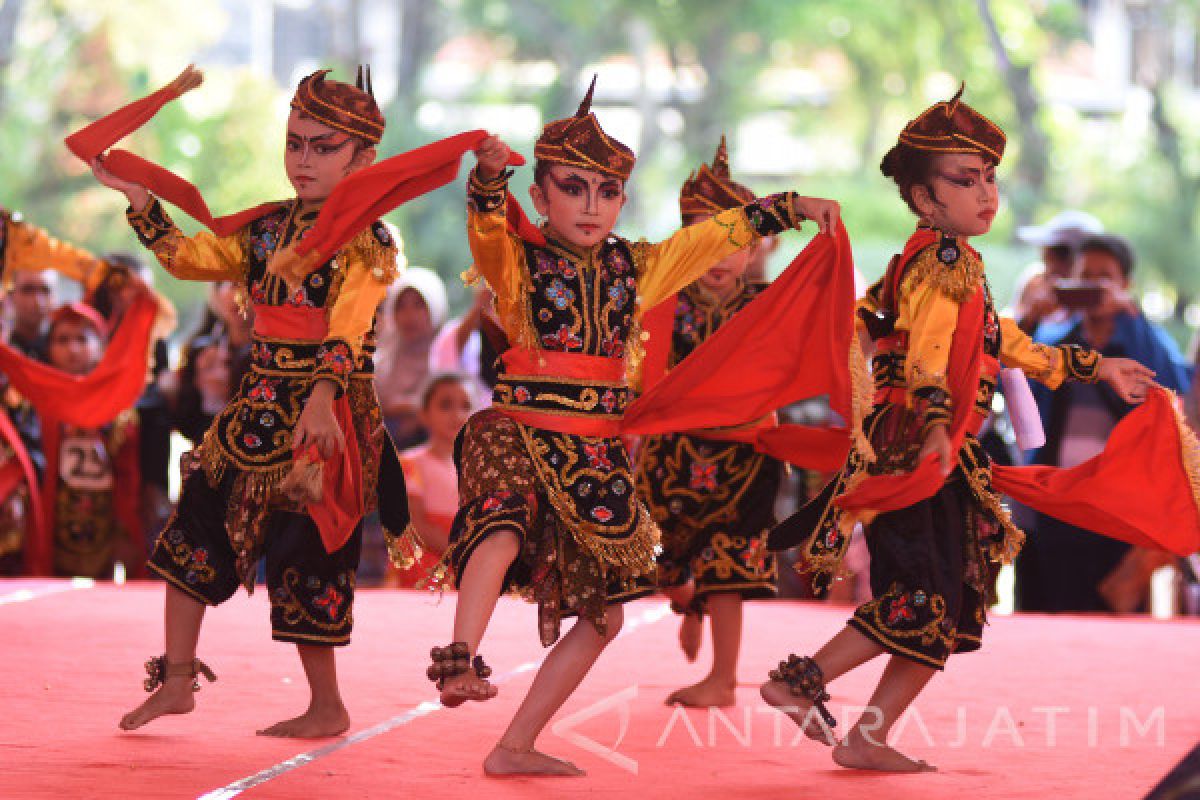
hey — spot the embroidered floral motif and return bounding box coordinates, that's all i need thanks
[542,325,584,350]
[545,279,576,310]
[689,462,719,491]
[583,442,613,470]
[316,340,354,376]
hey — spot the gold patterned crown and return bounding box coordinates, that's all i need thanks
[897,83,1006,163]
[290,66,385,145]
[534,75,636,180]
[679,135,755,222]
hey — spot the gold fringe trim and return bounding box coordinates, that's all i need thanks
[1168,392,1200,516]
[384,522,423,571]
[960,456,1025,565]
[791,466,862,586]
[849,333,876,465]
[901,243,984,304]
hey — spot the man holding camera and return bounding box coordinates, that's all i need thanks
[1016,233,1192,613]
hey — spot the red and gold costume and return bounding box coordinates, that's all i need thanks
[0,217,118,575]
[777,93,1103,668]
[634,139,779,603]
[124,70,403,646]
[445,88,805,646]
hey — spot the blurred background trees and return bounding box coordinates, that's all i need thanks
[3,0,1199,342]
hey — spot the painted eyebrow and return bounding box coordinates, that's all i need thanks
[287,132,348,145]
[940,167,994,181]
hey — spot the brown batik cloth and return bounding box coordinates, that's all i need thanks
[445,409,653,646]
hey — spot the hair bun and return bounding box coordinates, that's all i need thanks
[880,145,903,179]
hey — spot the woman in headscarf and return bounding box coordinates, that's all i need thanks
[374,265,447,449]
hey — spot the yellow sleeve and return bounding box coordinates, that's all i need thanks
[1000,317,1101,388]
[314,224,398,393]
[636,192,801,310]
[4,215,108,291]
[463,168,530,347]
[126,197,246,283]
[898,274,960,430]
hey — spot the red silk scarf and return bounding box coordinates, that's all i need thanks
[624,225,1200,556]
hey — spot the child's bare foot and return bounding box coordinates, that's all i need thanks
[759,679,836,745]
[256,704,350,738]
[439,671,498,708]
[678,613,702,662]
[832,727,935,772]
[666,676,736,708]
[118,677,196,731]
[484,744,585,776]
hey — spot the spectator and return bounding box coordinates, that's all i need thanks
[41,304,142,578]
[171,280,253,446]
[5,269,56,360]
[375,267,447,449]
[1016,234,1192,612]
[388,373,472,587]
[431,285,497,407]
[1013,210,1104,333]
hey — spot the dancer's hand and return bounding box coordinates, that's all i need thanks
[474,135,512,181]
[1098,357,1156,405]
[919,423,954,478]
[90,156,150,211]
[295,380,345,459]
[791,196,841,235]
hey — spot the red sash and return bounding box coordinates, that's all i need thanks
[494,349,626,437]
[252,304,362,554]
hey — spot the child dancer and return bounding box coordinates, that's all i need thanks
[430,79,840,775]
[635,138,781,708]
[760,87,1154,772]
[89,68,405,738]
[41,303,142,578]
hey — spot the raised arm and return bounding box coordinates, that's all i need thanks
[636,193,839,309]
[125,198,247,283]
[92,154,245,283]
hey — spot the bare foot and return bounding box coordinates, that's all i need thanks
[832,727,935,772]
[759,679,836,746]
[484,744,585,776]
[439,671,498,708]
[666,676,736,708]
[678,613,702,662]
[118,677,196,731]
[256,704,350,738]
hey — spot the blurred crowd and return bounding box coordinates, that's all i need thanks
[1,209,1197,616]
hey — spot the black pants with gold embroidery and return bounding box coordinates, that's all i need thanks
[148,471,362,646]
[636,433,779,601]
[849,474,998,670]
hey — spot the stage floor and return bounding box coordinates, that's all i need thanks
[1,578,1197,798]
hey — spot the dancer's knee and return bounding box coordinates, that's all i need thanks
[601,604,625,644]
[476,527,522,565]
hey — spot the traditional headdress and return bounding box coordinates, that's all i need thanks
[678,135,755,222]
[534,75,635,180]
[290,66,385,145]
[49,302,108,339]
[896,83,1006,163]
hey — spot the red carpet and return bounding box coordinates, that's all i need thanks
[1,579,1197,798]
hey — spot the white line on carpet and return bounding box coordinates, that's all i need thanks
[0,577,94,606]
[198,602,671,799]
